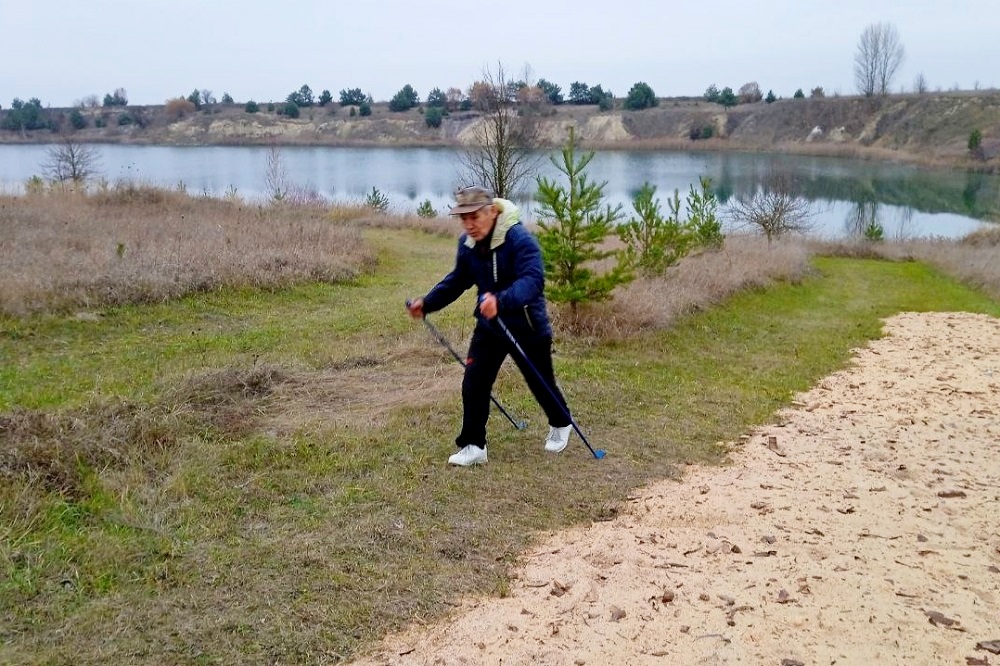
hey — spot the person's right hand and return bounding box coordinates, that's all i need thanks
[406,297,425,319]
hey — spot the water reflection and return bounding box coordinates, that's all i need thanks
[0,144,995,239]
[844,201,934,241]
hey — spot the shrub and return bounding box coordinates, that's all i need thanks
[969,129,984,160]
[738,81,762,104]
[426,87,447,108]
[618,177,723,276]
[623,82,658,110]
[416,199,436,218]
[281,102,300,118]
[103,88,128,107]
[689,124,714,141]
[718,87,738,108]
[287,85,314,107]
[863,220,885,242]
[424,106,445,128]
[687,177,724,249]
[69,109,87,130]
[359,101,372,117]
[388,85,419,112]
[245,100,259,113]
[810,86,826,98]
[618,184,692,275]
[165,97,197,120]
[221,93,234,104]
[793,88,805,99]
[364,186,390,213]
[339,88,367,106]
[537,79,563,105]
[1,98,48,131]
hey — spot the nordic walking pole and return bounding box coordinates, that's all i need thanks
[492,314,606,459]
[407,302,527,431]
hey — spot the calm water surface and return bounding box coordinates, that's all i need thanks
[2,144,997,239]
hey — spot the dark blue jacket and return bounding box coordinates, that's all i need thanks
[422,200,553,339]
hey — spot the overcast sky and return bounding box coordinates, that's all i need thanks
[3,0,997,108]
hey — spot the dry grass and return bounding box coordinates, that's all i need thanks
[0,183,376,315]
[556,234,814,337]
[811,225,1000,300]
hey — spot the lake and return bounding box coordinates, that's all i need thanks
[1,144,997,239]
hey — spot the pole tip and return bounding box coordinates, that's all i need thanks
[594,450,606,459]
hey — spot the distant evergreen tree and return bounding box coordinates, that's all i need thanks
[623,82,658,110]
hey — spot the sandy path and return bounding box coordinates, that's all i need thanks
[351,312,1000,666]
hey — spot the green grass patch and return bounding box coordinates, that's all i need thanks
[2,232,998,664]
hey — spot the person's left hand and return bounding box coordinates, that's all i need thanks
[478,292,498,320]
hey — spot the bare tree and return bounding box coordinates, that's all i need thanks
[458,62,543,200]
[854,22,905,97]
[264,144,288,202]
[43,138,101,183]
[738,81,763,104]
[913,72,928,94]
[445,87,464,111]
[727,174,815,247]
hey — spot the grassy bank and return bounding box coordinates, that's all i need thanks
[2,193,1000,664]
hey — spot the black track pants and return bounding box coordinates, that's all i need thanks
[456,324,570,449]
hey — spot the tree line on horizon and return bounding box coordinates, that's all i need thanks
[1,22,988,136]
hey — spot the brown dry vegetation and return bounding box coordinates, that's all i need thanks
[812,225,1000,300]
[562,235,814,337]
[0,183,377,315]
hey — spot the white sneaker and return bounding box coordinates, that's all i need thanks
[545,425,572,453]
[448,445,487,466]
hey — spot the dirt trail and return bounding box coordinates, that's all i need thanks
[350,312,1000,666]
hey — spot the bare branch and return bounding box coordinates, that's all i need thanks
[727,173,815,247]
[43,138,101,183]
[854,22,905,97]
[458,62,543,200]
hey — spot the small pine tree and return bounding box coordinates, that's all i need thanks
[364,186,390,213]
[718,87,738,108]
[618,184,692,275]
[424,106,445,128]
[69,108,87,130]
[618,177,724,276]
[765,90,777,104]
[416,199,436,218]
[863,220,885,242]
[686,177,724,249]
[968,129,984,160]
[535,128,631,310]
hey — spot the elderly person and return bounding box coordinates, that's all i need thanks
[407,186,572,466]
